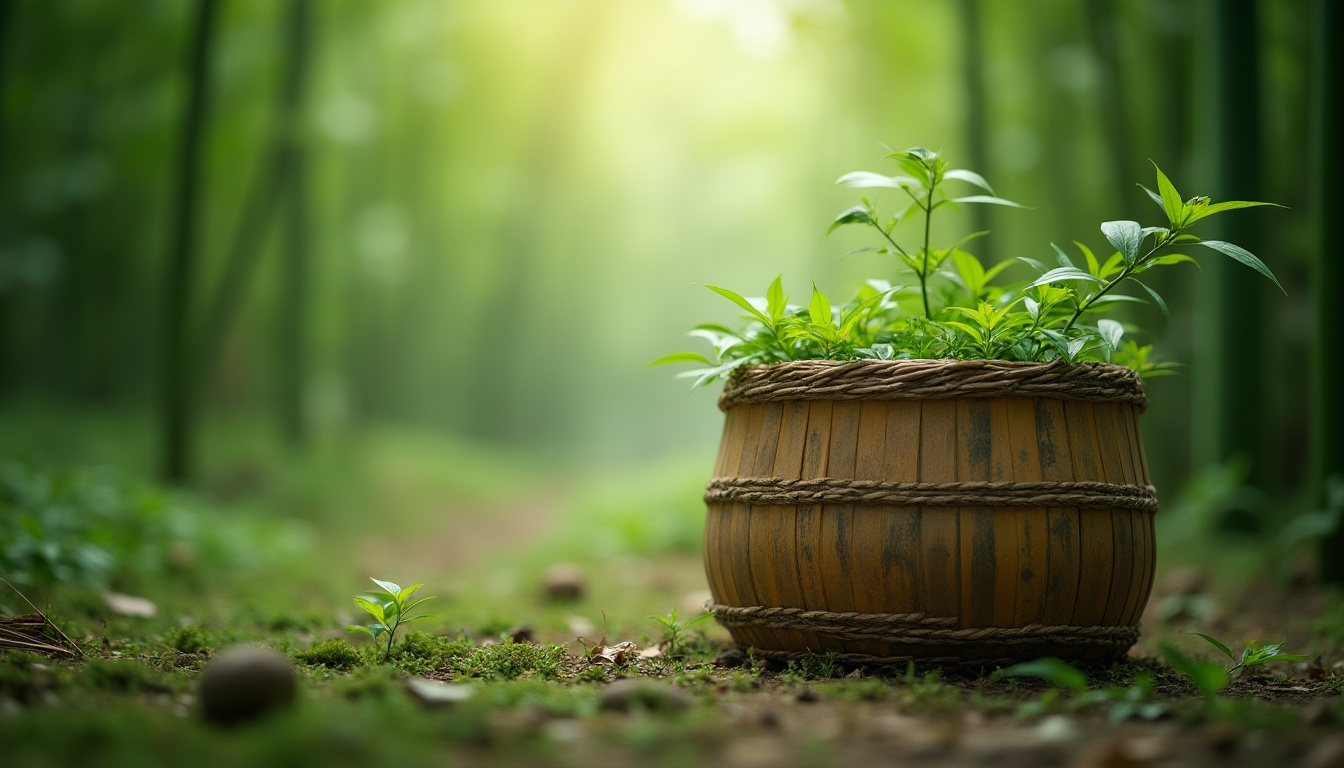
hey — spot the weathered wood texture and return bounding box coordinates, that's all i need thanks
[704,391,1155,663]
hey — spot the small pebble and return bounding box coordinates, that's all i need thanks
[1203,723,1239,755]
[1033,715,1077,745]
[198,646,296,727]
[598,679,692,713]
[757,709,780,729]
[507,626,535,643]
[714,646,747,668]
[406,678,474,707]
[542,564,586,602]
[795,687,819,704]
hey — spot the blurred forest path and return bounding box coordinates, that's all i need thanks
[352,490,564,581]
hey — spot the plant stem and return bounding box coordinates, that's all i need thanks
[1060,235,1174,332]
[921,178,936,320]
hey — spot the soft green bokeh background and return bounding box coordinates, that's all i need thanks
[0,0,1320,512]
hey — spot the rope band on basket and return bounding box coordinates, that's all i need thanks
[739,648,1028,667]
[710,604,1140,654]
[705,477,1159,512]
[718,358,1147,412]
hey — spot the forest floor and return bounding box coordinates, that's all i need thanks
[1,416,1342,767]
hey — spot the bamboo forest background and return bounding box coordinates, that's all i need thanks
[1,1,1339,573]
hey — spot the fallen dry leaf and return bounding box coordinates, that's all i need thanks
[587,640,638,666]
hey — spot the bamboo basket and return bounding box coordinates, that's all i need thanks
[703,358,1156,666]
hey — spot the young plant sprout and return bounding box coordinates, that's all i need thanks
[346,578,435,662]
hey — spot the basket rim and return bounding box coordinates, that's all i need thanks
[716,357,1147,412]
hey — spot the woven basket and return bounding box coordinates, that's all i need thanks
[703,358,1156,666]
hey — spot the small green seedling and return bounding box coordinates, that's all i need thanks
[346,578,435,662]
[992,657,1089,694]
[1188,633,1309,679]
[993,657,1168,723]
[647,608,714,658]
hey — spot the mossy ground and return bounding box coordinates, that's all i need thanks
[2,412,1342,767]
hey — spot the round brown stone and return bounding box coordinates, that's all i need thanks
[198,646,297,726]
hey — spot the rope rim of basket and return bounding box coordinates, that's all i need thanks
[737,647,1075,667]
[709,603,1140,653]
[717,358,1147,413]
[704,477,1159,512]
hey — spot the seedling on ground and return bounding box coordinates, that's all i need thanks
[994,658,1168,722]
[346,578,435,662]
[647,608,714,658]
[1186,633,1309,680]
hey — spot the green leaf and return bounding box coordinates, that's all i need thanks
[1097,319,1124,350]
[901,146,939,164]
[700,284,774,325]
[947,195,1026,208]
[1050,243,1075,269]
[1101,220,1145,265]
[1194,240,1285,292]
[646,351,715,368]
[827,205,873,234]
[1152,161,1184,227]
[1129,278,1169,319]
[1086,294,1148,307]
[1161,644,1228,699]
[1027,267,1106,290]
[1077,242,1100,277]
[808,284,833,327]
[345,624,375,637]
[1143,254,1198,270]
[1184,199,1284,226]
[941,321,986,342]
[839,288,895,337]
[681,355,757,389]
[1100,252,1127,278]
[402,596,435,614]
[943,168,994,193]
[370,578,401,596]
[992,658,1089,693]
[1138,184,1165,213]
[834,171,920,189]
[353,596,386,623]
[766,275,786,320]
[1187,632,1236,663]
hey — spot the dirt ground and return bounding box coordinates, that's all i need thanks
[343,495,1344,768]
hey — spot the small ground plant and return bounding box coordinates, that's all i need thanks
[647,608,714,659]
[346,578,435,662]
[653,147,1281,384]
[994,657,1169,723]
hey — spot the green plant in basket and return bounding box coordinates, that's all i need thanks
[651,146,1282,383]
